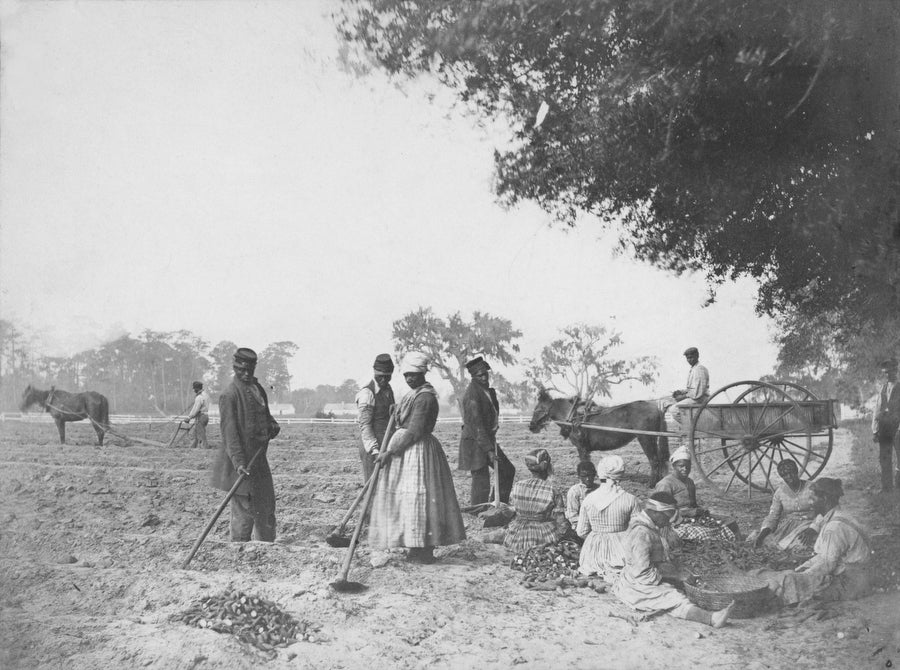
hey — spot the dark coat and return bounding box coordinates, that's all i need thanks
[211,376,280,495]
[873,382,900,441]
[458,381,499,471]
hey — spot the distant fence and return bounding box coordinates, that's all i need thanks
[0,413,530,425]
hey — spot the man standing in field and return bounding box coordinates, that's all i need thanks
[458,356,515,505]
[211,347,281,542]
[185,381,210,449]
[355,353,396,482]
[872,358,900,492]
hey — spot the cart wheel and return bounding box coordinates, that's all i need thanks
[688,381,815,497]
[734,381,833,482]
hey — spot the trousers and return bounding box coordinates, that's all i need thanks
[877,436,900,490]
[190,414,209,449]
[230,490,276,542]
[470,446,516,505]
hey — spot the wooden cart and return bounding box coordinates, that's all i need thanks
[684,380,838,497]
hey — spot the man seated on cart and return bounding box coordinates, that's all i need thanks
[656,347,710,445]
[654,446,738,542]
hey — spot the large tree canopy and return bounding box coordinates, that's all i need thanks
[340,0,900,373]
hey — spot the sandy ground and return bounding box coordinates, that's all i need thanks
[1,417,899,670]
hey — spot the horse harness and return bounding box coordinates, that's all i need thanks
[562,395,607,441]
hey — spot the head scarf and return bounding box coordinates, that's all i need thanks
[645,491,682,525]
[810,477,843,502]
[669,445,691,464]
[400,351,429,375]
[597,455,625,481]
[524,448,552,475]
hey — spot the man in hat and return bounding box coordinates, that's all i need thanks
[185,380,210,449]
[211,347,281,542]
[457,356,515,505]
[355,353,396,482]
[872,358,900,491]
[673,347,709,406]
[669,347,710,434]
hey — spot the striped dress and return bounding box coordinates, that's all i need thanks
[576,484,642,578]
[760,481,815,549]
[368,383,466,549]
[504,478,567,554]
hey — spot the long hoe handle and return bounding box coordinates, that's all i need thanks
[334,410,396,584]
[181,445,265,569]
[492,440,501,507]
[328,468,379,538]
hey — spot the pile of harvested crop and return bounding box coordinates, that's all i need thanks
[172,589,320,654]
[672,538,811,577]
[510,540,605,592]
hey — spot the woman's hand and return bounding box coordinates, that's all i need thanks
[754,528,772,548]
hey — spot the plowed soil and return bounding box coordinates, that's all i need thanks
[2,418,898,669]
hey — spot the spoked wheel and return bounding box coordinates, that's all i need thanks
[734,381,833,483]
[688,381,817,497]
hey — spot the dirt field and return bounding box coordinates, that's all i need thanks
[1,416,898,669]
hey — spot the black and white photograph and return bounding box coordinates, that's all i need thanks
[1,1,898,668]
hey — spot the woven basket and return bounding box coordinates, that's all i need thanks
[684,575,773,619]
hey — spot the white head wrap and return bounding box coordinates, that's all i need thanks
[669,445,691,464]
[597,455,625,481]
[400,351,430,374]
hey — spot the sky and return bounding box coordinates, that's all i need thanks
[0,0,779,402]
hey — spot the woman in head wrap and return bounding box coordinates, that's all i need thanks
[576,455,642,579]
[503,448,568,554]
[653,445,736,542]
[747,459,817,549]
[613,492,735,628]
[368,352,466,564]
[752,478,873,605]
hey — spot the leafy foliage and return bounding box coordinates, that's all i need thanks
[391,307,521,407]
[527,323,658,399]
[340,0,900,378]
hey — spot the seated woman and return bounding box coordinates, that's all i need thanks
[576,455,641,579]
[752,478,873,605]
[653,446,736,542]
[613,491,734,627]
[504,448,568,554]
[564,460,598,543]
[747,459,817,549]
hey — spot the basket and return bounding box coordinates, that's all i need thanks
[684,574,773,619]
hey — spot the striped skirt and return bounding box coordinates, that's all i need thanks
[368,433,466,549]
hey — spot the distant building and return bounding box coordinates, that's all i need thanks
[322,402,357,417]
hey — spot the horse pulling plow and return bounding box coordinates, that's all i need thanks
[530,380,838,499]
[18,384,184,448]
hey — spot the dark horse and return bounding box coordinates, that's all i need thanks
[20,385,110,446]
[529,389,670,486]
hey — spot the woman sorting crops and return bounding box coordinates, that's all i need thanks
[751,478,873,605]
[368,352,466,564]
[576,455,641,579]
[747,459,817,550]
[653,446,736,542]
[504,449,568,554]
[613,492,735,627]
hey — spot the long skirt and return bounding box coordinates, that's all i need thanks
[579,530,629,578]
[503,517,559,555]
[613,572,693,613]
[768,516,814,550]
[368,434,466,549]
[752,565,874,605]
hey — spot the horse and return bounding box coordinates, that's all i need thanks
[528,388,670,486]
[19,385,110,446]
